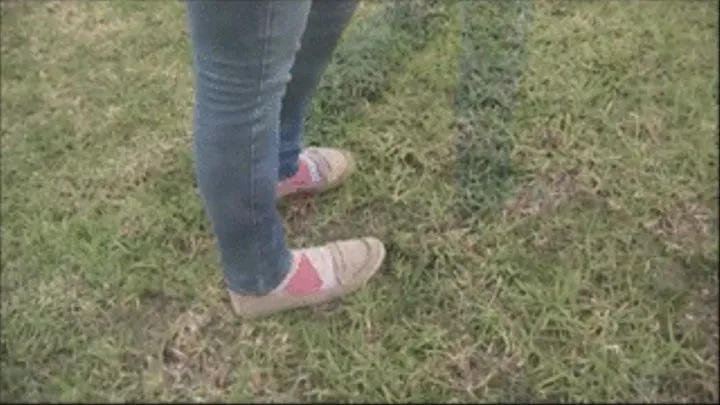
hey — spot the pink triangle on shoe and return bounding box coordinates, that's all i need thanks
[278,158,316,196]
[284,254,323,295]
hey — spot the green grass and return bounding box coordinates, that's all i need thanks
[1,0,718,402]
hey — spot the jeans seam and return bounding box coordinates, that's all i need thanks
[250,2,273,234]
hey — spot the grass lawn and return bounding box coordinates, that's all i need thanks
[1,0,718,402]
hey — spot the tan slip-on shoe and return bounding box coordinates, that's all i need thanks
[276,147,356,199]
[229,237,385,319]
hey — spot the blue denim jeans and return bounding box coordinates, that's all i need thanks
[187,0,358,294]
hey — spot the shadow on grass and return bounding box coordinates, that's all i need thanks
[455,0,533,220]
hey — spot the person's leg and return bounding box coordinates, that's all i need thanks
[187,0,311,295]
[276,0,359,197]
[187,0,386,318]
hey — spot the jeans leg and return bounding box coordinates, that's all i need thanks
[277,0,360,181]
[187,0,311,295]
